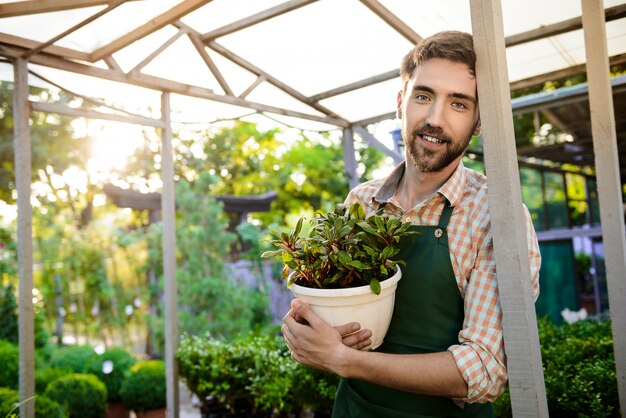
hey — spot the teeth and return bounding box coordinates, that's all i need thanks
[423,135,444,144]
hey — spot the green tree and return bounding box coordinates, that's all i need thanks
[0,81,92,204]
[143,173,272,353]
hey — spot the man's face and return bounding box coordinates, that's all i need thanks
[398,58,480,173]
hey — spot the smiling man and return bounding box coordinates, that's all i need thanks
[282,31,541,418]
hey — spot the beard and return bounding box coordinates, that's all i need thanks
[404,123,475,173]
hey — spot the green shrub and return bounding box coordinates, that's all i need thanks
[49,345,96,373]
[44,373,107,418]
[119,360,165,412]
[35,367,71,394]
[177,334,258,416]
[177,332,339,417]
[0,387,67,418]
[0,340,18,389]
[85,348,136,403]
[494,317,618,417]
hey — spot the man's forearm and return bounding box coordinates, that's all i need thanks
[334,348,468,398]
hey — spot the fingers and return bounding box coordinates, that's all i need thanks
[334,322,360,336]
[288,299,323,328]
[341,328,372,350]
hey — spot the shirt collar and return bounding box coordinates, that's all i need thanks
[373,160,467,207]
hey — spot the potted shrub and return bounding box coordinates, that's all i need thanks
[120,360,166,418]
[85,348,137,418]
[44,373,107,418]
[262,202,414,349]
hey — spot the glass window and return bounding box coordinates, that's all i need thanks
[544,172,568,229]
[520,167,545,231]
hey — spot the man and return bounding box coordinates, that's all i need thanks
[282,31,541,417]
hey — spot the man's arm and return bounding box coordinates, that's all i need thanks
[282,299,468,398]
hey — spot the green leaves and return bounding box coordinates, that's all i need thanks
[264,202,417,294]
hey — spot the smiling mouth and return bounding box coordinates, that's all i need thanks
[422,134,446,144]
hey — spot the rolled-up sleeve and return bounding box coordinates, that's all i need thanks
[449,269,506,403]
[449,204,541,403]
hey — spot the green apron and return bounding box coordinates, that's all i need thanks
[332,202,494,418]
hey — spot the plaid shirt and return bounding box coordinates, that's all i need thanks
[344,161,541,403]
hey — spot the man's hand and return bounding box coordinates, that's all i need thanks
[282,299,370,373]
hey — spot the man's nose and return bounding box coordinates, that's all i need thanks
[425,101,445,128]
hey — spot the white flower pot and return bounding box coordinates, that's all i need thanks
[289,266,402,350]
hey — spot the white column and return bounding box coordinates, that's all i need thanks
[161,92,179,418]
[342,127,358,190]
[581,0,626,414]
[13,57,35,418]
[469,0,549,416]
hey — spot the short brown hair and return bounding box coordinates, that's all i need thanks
[400,31,476,86]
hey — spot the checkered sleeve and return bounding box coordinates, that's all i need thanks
[449,202,542,403]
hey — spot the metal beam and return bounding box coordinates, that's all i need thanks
[21,0,126,59]
[0,44,347,127]
[0,0,138,18]
[505,3,626,47]
[200,0,318,41]
[358,0,421,44]
[352,125,403,164]
[90,0,212,62]
[30,101,165,128]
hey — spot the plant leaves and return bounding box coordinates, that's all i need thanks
[369,279,381,295]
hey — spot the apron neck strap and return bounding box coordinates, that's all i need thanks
[437,200,454,229]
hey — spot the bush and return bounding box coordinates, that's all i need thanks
[35,367,71,394]
[49,345,96,373]
[85,347,136,403]
[0,340,18,389]
[0,387,67,418]
[494,317,618,417]
[119,360,165,412]
[44,373,107,418]
[177,332,339,417]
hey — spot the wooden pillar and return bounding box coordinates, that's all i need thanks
[13,58,35,418]
[581,0,626,413]
[342,127,358,190]
[161,92,179,418]
[469,1,549,416]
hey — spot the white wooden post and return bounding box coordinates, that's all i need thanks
[581,0,626,414]
[13,57,35,418]
[342,127,359,190]
[161,91,179,418]
[469,1,549,416]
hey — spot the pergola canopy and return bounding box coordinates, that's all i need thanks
[1,0,625,131]
[2,2,626,418]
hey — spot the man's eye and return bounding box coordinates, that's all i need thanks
[452,102,467,110]
[415,94,429,101]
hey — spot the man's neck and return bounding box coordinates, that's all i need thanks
[392,160,460,212]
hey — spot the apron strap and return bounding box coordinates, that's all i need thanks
[437,200,454,229]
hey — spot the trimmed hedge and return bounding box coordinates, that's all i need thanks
[119,360,166,413]
[494,317,618,417]
[0,387,67,418]
[85,347,137,403]
[44,373,107,418]
[177,332,338,417]
[48,345,97,373]
[0,340,18,390]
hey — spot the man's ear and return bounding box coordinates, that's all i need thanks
[396,90,403,119]
[473,118,481,135]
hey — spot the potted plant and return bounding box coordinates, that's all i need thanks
[262,202,414,349]
[85,348,137,418]
[119,360,166,418]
